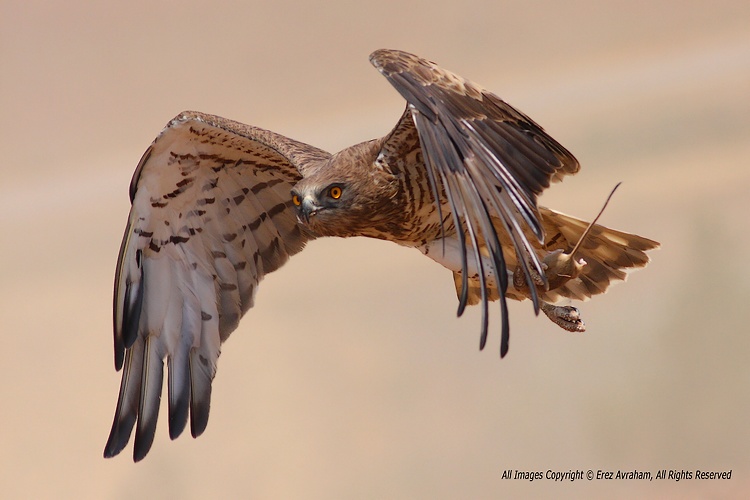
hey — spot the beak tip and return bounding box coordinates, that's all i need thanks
[299,198,321,223]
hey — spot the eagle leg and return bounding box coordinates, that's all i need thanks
[512,261,547,292]
[540,302,586,332]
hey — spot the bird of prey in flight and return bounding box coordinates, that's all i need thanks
[104,49,659,461]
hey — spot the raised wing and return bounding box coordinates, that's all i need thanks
[105,111,329,461]
[370,49,580,357]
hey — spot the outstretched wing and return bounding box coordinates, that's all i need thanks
[370,49,579,357]
[105,111,330,461]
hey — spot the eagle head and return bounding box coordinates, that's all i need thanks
[290,140,401,239]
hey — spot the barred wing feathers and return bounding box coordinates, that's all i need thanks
[106,111,329,461]
[370,49,580,357]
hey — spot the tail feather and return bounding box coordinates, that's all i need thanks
[451,206,659,305]
[539,207,659,303]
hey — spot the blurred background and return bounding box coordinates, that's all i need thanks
[1,0,749,498]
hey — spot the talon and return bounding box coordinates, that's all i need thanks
[541,302,586,332]
[532,262,547,287]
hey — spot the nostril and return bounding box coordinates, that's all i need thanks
[300,197,321,221]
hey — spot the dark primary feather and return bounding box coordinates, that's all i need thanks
[370,49,580,356]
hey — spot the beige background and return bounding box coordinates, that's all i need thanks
[2,1,749,498]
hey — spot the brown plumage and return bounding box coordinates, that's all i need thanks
[104,49,659,461]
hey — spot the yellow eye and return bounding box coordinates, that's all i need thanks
[292,194,301,206]
[329,186,342,199]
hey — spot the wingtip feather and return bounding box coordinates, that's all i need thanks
[189,350,213,438]
[133,336,164,462]
[167,352,191,441]
[103,343,143,459]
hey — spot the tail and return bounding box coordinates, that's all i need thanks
[533,207,660,303]
[451,205,659,305]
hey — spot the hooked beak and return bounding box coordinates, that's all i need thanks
[299,196,322,223]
